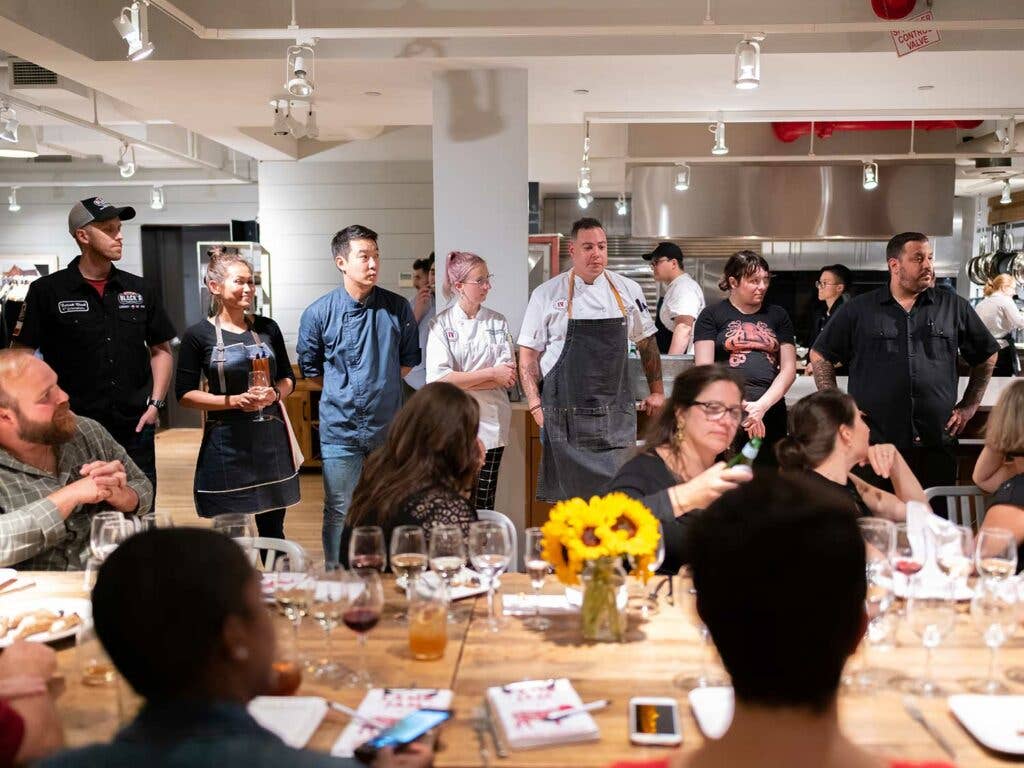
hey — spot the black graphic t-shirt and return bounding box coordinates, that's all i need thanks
[694,299,795,400]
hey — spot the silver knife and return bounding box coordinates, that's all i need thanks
[902,696,956,761]
[482,698,509,758]
[471,707,491,768]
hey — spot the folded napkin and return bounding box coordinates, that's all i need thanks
[248,696,328,748]
[503,594,578,616]
[486,678,599,750]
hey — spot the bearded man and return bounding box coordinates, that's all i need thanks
[0,350,152,570]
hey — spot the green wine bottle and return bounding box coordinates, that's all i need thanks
[726,437,762,468]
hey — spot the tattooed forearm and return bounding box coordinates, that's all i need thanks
[637,336,663,388]
[958,354,996,410]
[809,350,837,391]
[518,347,543,405]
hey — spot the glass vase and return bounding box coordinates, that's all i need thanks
[580,557,627,642]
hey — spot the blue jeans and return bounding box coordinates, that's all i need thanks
[321,453,365,566]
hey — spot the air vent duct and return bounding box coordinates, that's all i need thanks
[10,60,59,87]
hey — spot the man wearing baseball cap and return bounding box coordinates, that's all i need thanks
[642,241,705,355]
[10,197,176,493]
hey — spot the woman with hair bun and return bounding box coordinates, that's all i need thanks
[776,389,926,520]
[426,251,515,509]
[975,273,1024,376]
[175,251,299,536]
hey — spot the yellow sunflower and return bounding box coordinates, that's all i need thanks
[602,493,661,558]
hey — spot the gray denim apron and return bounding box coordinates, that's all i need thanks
[193,317,300,518]
[537,271,637,502]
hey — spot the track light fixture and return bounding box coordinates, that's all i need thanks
[7,188,19,213]
[305,106,319,139]
[0,103,19,143]
[734,35,763,90]
[710,121,729,155]
[862,161,879,191]
[150,186,165,210]
[272,103,289,136]
[285,103,306,139]
[113,1,155,62]
[577,122,592,195]
[285,43,315,98]
[577,192,594,209]
[1001,180,1013,205]
[674,163,691,191]
[117,143,136,178]
[615,193,628,216]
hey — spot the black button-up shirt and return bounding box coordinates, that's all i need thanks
[11,257,176,429]
[812,286,998,453]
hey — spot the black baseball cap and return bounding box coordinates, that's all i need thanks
[641,241,684,264]
[68,196,136,236]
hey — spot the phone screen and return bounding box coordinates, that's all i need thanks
[632,703,679,736]
[366,709,452,749]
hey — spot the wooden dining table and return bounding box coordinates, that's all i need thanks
[11,571,1024,767]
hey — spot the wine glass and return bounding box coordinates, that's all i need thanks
[904,576,957,697]
[935,524,974,581]
[213,513,259,562]
[90,511,125,561]
[271,555,314,665]
[966,577,1018,694]
[137,510,174,530]
[348,526,386,572]
[976,528,1017,580]
[342,568,384,688]
[310,563,352,684]
[94,519,131,562]
[390,526,427,622]
[847,556,896,691]
[248,368,272,423]
[673,566,728,690]
[858,518,895,562]
[468,521,512,632]
[428,524,466,623]
[523,527,551,631]
[627,523,666,618]
[892,523,927,583]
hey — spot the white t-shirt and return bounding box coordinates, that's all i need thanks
[518,269,657,377]
[403,298,435,389]
[975,292,1024,347]
[426,303,513,450]
[659,273,705,354]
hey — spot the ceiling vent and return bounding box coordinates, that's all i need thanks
[960,157,1016,179]
[4,58,90,108]
[10,60,59,87]
[32,155,73,163]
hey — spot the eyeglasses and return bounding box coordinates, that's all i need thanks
[815,280,841,288]
[691,400,744,423]
[462,274,495,286]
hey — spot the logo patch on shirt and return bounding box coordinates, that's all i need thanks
[553,298,568,311]
[117,291,145,309]
[445,329,458,341]
[58,300,90,314]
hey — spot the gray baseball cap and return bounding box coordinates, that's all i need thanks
[68,196,136,236]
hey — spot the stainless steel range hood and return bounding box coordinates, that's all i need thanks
[631,163,954,240]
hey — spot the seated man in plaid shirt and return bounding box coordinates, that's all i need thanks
[0,350,152,570]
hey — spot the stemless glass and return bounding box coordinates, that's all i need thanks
[673,566,727,690]
[429,524,466,622]
[310,563,351,684]
[90,511,125,561]
[966,577,1018,693]
[892,523,927,579]
[523,527,551,631]
[976,528,1018,580]
[468,521,512,632]
[248,368,272,423]
[390,526,428,622]
[342,568,384,688]
[627,523,666,618]
[349,526,386,572]
[904,577,957,696]
[858,518,895,562]
[137,510,174,530]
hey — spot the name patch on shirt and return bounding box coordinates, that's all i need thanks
[552,298,568,312]
[117,291,145,309]
[58,300,90,314]
[445,329,458,341]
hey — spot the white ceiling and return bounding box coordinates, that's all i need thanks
[0,0,1022,197]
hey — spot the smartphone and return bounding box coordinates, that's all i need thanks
[353,708,452,763]
[629,696,682,746]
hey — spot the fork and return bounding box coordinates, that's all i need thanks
[472,706,491,768]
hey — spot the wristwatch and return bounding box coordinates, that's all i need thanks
[147,397,166,409]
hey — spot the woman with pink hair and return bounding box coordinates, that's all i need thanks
[426,252,515,509]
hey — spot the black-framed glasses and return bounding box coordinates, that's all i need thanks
[815,280,840,288]
[692,401,744,423]
[463,274,495,286]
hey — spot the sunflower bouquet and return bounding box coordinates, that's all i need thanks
[540,493,661,641]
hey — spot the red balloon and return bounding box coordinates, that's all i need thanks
[871,0,916,19]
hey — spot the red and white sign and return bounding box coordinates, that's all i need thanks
[891,11,941,57]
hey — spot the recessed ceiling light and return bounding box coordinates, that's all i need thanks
[364,90,382,97]
[917,85,935,91]
[573,89,590,96]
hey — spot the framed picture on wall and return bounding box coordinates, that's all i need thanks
[0,255,59,301]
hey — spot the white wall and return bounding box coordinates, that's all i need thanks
[0,184,258,276]
[258,159,434,353]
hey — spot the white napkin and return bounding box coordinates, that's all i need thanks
[248,696,328,748]
[503,594,578,616]
[688,686,734,740]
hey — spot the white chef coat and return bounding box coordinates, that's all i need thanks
[518,269,657,377]
[403,298,435,389]
[975,292,1024,348]
[426,303,513,450]
[659,273,705,354]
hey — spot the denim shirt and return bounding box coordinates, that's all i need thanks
[39,700,361,768]
[297,285,420,454]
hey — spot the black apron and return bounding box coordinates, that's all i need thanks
[193,318,301,518]
[537,271,637,502]
[994,333,1021,377]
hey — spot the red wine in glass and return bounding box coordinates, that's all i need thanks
[351,554,385,571]
[894,559,923,576]
[343,607,381,634]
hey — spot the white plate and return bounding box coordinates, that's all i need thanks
[0,597,91,647]
[949,694,1024,754]
[688,686,734,740]
[564,584,629,611]
[249,696,328,749]
[892,574,973,601]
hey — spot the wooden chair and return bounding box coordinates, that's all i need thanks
[923,485,988,530]
[476,509,519,572]
[235,537,307,571]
